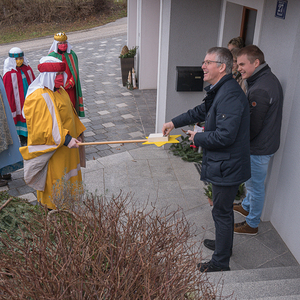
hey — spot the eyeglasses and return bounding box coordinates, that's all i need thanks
[202,60,222,66]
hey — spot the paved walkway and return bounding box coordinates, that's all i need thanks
[0,17,298,271]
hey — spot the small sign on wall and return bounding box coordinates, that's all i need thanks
[275,0,288,19]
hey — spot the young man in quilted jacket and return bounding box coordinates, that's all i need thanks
[234,45,283,235]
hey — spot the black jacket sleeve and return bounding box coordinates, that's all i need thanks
[64,134,72,146]
[248,89,270,141]
[172,102,206,128]
[194,91,244,149]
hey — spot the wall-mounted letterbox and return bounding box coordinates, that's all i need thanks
[176,66,203,92]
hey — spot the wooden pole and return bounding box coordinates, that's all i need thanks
[77,139,147,146]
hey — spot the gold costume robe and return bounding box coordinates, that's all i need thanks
[20,87,86,209]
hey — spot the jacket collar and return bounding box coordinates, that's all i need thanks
[246,63,270,86]
[204,74,233,94]
[203,74,233,112]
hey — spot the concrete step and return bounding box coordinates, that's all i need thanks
[207,266,300,284]
[220,278,300,299]
[254,296,300,300]
[207,266,300,299]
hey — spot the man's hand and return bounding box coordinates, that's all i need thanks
[67,137,80,148]
[187,130,196,142]
[162,121,175,136]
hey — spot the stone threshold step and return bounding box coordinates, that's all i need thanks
[216,278,300,299]
[207,265,300,284]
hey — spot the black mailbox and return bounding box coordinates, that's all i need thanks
[176,66,203,92]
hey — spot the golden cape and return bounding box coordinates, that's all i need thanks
[20,87,86,209]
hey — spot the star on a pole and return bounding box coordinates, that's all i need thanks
[143,135,181,147]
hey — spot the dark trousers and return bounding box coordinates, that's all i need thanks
[210,184,239,268]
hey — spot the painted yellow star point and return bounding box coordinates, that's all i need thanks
[143,135,181,147]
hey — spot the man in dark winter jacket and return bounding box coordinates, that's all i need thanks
[162,47,250,272]
[234,45,283,235]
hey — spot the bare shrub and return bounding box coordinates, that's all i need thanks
[0,191,229,299]
[0,0,117,26]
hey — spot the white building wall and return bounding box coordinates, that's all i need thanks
[258,0,300,263]
[156,0,171,133]
[222,2,243,47]
[156,0,222,134]
[137,0,160,89]
[127,0,137,48]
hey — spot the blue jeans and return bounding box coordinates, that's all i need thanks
[242,154,273,228]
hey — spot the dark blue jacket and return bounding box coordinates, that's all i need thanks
[172,74,251,186]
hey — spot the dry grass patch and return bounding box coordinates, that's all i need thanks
[0,0,127,44]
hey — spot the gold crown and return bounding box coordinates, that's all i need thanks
[54,32,68,42]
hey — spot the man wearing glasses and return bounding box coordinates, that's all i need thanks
[162,47,250,272]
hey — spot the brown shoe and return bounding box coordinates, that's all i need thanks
[234,221,258,235]
[233,203,249,217]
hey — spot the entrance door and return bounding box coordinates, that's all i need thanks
[219,0,264,47]
[240,7,257,45]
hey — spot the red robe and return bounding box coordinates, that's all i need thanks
[3,65,35,126]
[61,54,76,108]
[48,50,84,117]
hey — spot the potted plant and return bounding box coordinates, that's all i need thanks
[119,45,137,86]
[203,183,213,206]
[203,182,245,207]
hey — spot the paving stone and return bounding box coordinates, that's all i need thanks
[83,169,105,195]
[97,150,114,157]
[93,129,107,135]
[102,122,115,128]
[85,146,99,154]
[110,143,122,148]
[16,185,35,195]
[11,169,24,179]
[0,185,9,192]
[95,144,111,151]
[86,153,102,161]
[8,189,21,197]
[121,92,132,96]
[81,118,91,123]
[7,178,26,189]
[19,193,37,202]
[98,110,110,115]
[84,131,95,137]
[121,114,134,119]
[116,103,128,107]
[128,131,144,138]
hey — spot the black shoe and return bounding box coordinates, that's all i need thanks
[203,239,233,256]
[197,261,230,273]
[204,239,215,251]
[0,174,11,180]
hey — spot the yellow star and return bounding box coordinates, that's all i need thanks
[143,135,181,147]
